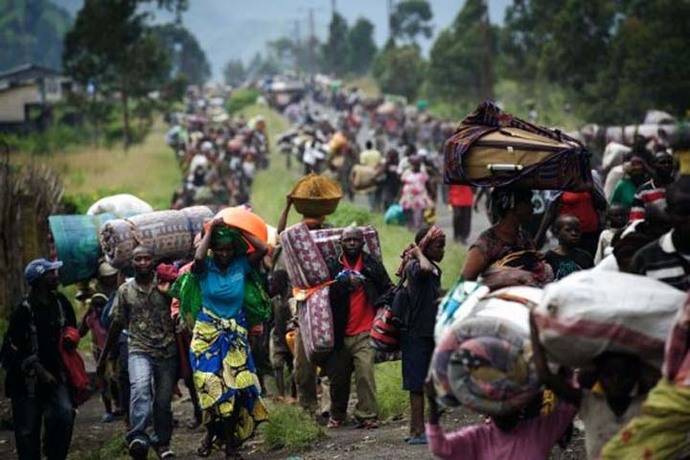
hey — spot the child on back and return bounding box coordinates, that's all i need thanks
[545,215,593,280]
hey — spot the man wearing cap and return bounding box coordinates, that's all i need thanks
[1,258,77,460]
[97,246,177,460]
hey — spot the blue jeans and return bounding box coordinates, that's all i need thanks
[127,352,177,447]
[12,383,75,460]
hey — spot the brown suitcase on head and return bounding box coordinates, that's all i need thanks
[444,101,593,191]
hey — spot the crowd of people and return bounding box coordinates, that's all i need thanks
[2,79,690,460]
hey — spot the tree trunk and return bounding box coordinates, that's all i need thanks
[121,90,130,149]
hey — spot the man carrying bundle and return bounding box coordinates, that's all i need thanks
[324,227,393,428]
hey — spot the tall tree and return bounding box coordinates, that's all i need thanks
[63,0,179,146]
[223,59,246,86]
[372,43,425,101]
[0,0,72,71]
[320,12,349,75]
[347,17,377,74]
[390,0,433,44]
[584,0,690,123]
[427,0,495,104]
[151,23,211,85]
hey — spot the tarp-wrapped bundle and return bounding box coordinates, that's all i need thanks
[443,101,592,191]
[311,226,382,262]
[430,286,543,416]
[100,206,213,269]
[86,194,153,216]
[280,222,334,363]
[534,270,686,368]
[49,213,120,286]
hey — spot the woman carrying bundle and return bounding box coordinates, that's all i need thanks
[461,188,536,281]
[188,218,269,459]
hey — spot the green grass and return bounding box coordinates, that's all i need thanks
[375,361,408,420]
[260,403,325,450]
[13,120,181,211]
[227,88,261,114]
[70,435,127,460]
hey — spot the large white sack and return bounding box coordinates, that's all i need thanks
[602,142,631,171]
[534,270,686,367]
[87,194,153,216]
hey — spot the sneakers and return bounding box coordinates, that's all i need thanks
[155,445,175,459]
[128,439,148,460]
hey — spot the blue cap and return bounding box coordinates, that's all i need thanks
[24,258,63,284]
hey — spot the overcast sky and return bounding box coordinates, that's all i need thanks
[54,0,511,79]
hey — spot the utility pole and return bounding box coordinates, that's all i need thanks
[294,19,301,74]
[479,0,494,101]
[308,8,315,76]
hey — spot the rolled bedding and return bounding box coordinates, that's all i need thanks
[430,286,543,416]
[99,206,212,269]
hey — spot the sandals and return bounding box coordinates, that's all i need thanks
[356,419,379,430]
[406,434,428,445]
[196,433,215,457]
[327,417,344,429]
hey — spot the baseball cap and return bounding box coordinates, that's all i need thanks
[98,261,119,277]
[24,258,63,285]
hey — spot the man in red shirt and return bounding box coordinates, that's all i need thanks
[326,227,393,428]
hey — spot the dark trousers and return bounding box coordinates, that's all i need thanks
[452,206,472,243]
[117,338,130,424]
[12,384,75,460]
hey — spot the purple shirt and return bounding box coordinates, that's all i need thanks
[426,403,577,460]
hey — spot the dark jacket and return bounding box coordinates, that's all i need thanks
[327,252,393,349]
[1,291,76,398]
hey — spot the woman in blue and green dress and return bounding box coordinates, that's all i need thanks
[190,217,269,459]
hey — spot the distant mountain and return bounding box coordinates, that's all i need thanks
[0,0,72,72]
[48,0,511,80]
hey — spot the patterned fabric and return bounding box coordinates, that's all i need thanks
[601,379,690,460]
[470,227,535,268]
[430,308,539,416]
[111,277,177,358]
[443,101,591,189]
[297,286,334,363]
[629,179,667,222]
[100,206,213,269]
[399,170,433,211]
[280,223,330,288]
[190,309,268,438]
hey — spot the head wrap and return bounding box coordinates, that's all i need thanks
[211,225,248,254]
[396,225,445,277]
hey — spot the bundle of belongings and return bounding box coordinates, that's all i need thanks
[443,101,592,191]
[600,292,690,459]
[430,286,544,416]
[280,223,382,363]
[99,206,213,269]
[533,270,686,368]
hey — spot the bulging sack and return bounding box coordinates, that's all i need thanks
[430,286,543,416]
[534,270,687,368]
